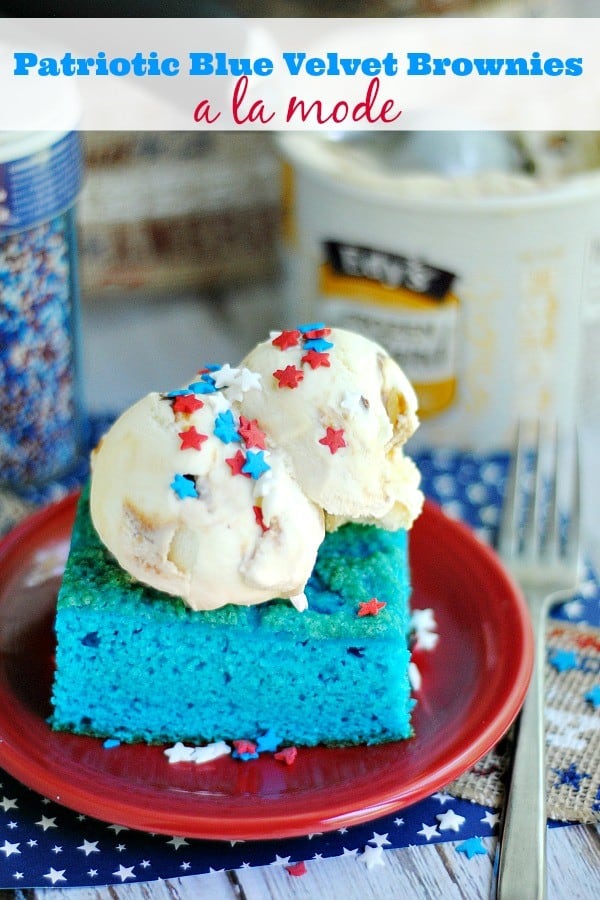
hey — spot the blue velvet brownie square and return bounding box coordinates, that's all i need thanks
[50,484,415,747]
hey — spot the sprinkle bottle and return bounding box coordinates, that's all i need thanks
[0,129,85,489]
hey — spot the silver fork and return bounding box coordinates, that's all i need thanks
[495,421,581,900]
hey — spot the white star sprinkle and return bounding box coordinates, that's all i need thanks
[340,391,364,416]
[436,809,466,832]
[163,742,196,763]
[211,363,240,388]
[237,367,262,392]
[418,823,439,841]
[164,741,231,764]
[360,844,386,869]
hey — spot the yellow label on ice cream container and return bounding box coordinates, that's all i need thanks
[318,242,459,418]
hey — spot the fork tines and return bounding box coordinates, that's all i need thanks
[498,420,580,567]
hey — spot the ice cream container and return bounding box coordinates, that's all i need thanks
[0,124,85,489]
[277,133,600,451]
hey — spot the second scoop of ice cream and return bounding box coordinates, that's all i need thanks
[239,326,423,531]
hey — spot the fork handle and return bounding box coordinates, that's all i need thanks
[496,596,547,900]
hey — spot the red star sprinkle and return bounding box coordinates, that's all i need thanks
[253,505,269,532]
[172,394,204,414]
[238,416,268,449]
[178,426,208,451]
[226,449,250,477]
[318,426,346,454]
[301,349,331,370]
[274,746,298,766]
[273,365,304,389]
[358,598,387,617]
[232,739,257,755]
[271,329,301,350]
[302,327,331,339]
[286,861,307,877]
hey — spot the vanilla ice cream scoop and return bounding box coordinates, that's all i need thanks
[90,386,325,611]
[239,326,423,530]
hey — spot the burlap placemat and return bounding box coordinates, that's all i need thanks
[449,617,600,823]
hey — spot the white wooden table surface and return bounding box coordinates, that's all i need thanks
[0,823,596,900]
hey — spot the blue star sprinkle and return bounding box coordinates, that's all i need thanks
[456,837,488,860]
[255,728,282,754]
[298,321,326,332]
[303,337,334,352]
[170,474,198,500]
[584,685,600,709]
[213,410,240,444]
[187,376,217,394]
[242,450,271,480]
[548,649,579,672]
[552,762,591,792]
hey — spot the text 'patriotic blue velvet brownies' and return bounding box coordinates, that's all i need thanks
[50,326,424,748]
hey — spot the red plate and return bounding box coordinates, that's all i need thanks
[0,494,532,841]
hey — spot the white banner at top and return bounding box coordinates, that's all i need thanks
[1,17,599,131]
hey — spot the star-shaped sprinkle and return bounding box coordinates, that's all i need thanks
[213,409,240,444]
[585,685,600,709]
[226,449,249,477]
[232,739,259,761]
[298,321,326,332]
[302,326,331,339]
[178,426,208,451]
[187,377,216,394]
[190,741,232,764]
[211,363,240,389]
[238,416,267,449]
[304,337,334,352]
[358,597,386,617]
[274,365,304,389]
[272,329,301,350]
[436,809,466,832]
[340,391,365,416]
[236,368,262,392]
[286,861,307,876]
[171,474,198,500]
[256,728,281,753]
[319,426,346,454]
[301,349,330,370]
[552,762,591,792]
[172,394,203,414]
[417,823,439,841]
[164,742,197,763]
[549,649,579,672]
[456,837,488,859]
[274,746,298,765]
[360,844,386,869]
[242,450,271,480]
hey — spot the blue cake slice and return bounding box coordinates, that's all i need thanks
[50,483,415,747]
